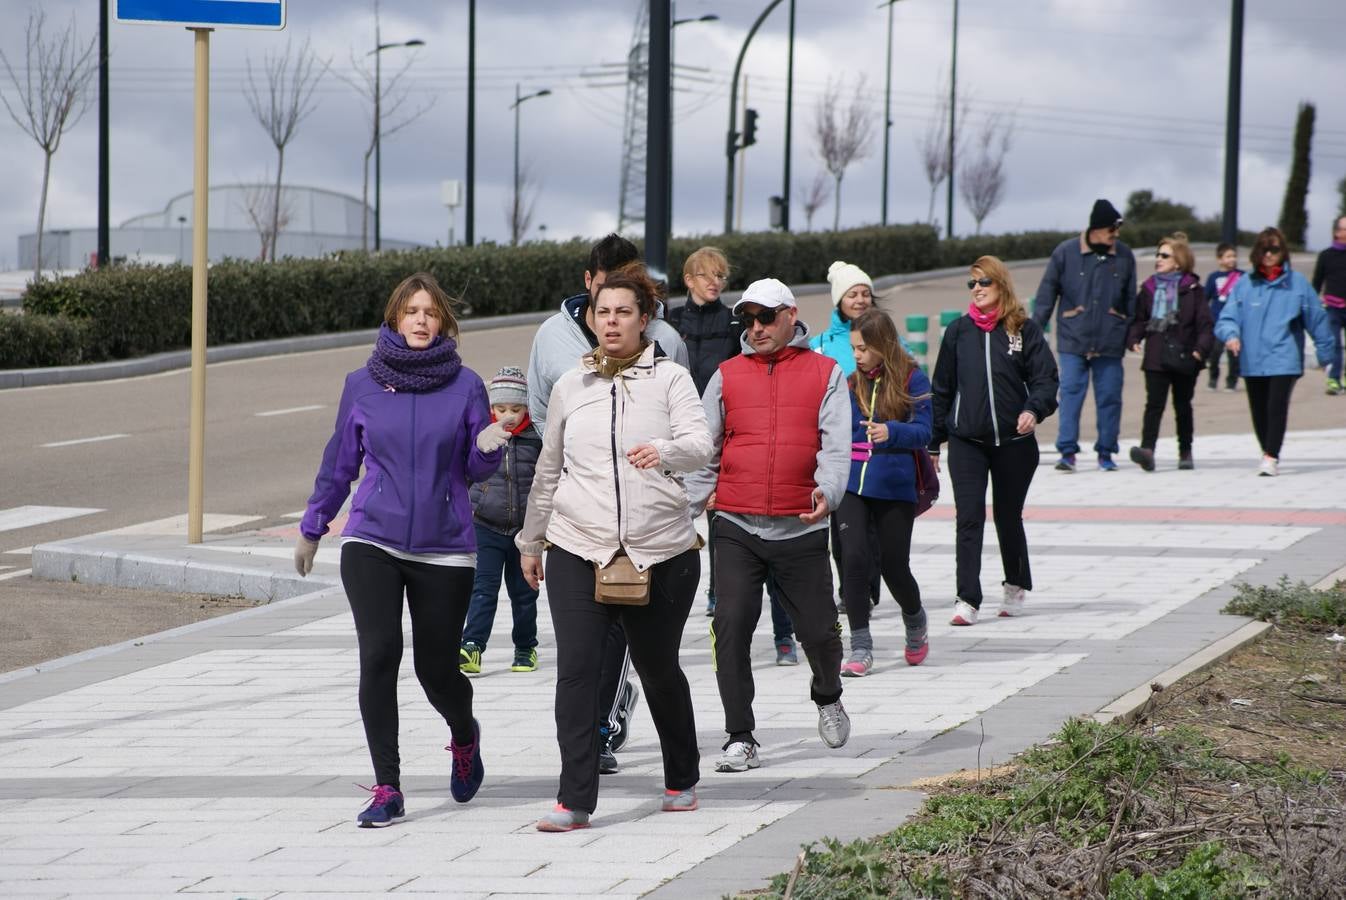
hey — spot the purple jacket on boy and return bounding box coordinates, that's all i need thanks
[300,365,502,554]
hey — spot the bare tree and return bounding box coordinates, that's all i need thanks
[915,76,968,228]
[958,112,1014,235]
[799,171,832,231]
[812,75,876,231]
[505,163,541,245]
[0,11,97,275]
[244,37,329,261]
[334,1,435,251]
[239,183,294,261]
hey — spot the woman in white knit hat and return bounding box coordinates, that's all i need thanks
[811,260,875,378]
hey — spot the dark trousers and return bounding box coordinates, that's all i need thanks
[1244,374,1298,459]
[711,520,843,736]
[340,541,476,788]
[547,545,700,814]
[1140,370,1198,453]
[462,525,539,651]
[835,493,921,632]
[597,621,630,733]
[947,435,1038,608]
[1207,344,1240,388]
[712,512,795,642]
[830,514,882,604]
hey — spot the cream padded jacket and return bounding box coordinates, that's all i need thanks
[516,343,713,571]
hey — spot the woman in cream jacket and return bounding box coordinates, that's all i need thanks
[517,266,712,832]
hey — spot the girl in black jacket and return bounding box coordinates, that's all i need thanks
[929,256,1059,626]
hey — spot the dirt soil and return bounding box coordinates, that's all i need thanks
[0,575,262,674]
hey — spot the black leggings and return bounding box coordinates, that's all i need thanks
[341,541,476,788]
[835,493,921,632]
[947,434,1038,608]
[1243,374,1297,459]
[1141,370,1197,452]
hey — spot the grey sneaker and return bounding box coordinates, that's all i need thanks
[661,787,698,812]
[775,637,799,666]
[536,804,590,832]
[840,648,873,677]
[715,741,761,772]
[818,700,851,748]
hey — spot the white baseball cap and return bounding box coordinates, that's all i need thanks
[733,277,797,313]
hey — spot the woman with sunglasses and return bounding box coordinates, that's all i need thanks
[1125,233,1214,472]
[1215,227,1335,476]
[929,257,1058,625]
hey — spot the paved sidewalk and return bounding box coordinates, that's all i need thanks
[4,428,1345,898]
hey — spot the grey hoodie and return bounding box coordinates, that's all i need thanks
[686,320,850,541]
[526,292,689,437]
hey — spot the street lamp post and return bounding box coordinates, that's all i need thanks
[1221,0,1244,246]
[945,0,959,239]
[669,9,719,241]
[879,0,907,227]
[723,0,786,234]
[370,33,425,252]
[510,83,552,246]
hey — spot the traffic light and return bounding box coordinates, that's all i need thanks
[742,108,759,148]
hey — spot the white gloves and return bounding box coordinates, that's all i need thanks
[294,536,319,577]
[475,421,512,453]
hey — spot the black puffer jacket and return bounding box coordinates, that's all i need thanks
[665,296,743,395]
[929,315,1059,448]
[469,423,542,535]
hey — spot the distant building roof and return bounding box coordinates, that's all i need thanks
[120,184,371,237]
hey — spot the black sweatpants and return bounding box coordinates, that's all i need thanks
[340,541,476,789]
[947,434,1038,609]
[835,493,921,633]
[1140,370,1198,453]
[1244,374,1298,459]
[546,545,700,815]
[711,520,843,737]
[1208,344,1240,388]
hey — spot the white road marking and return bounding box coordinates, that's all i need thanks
[0,506,103,534]
[4,547,32,556]
[255,404,326,418]
[40,433,129,448]
[0,568,32,581]
[94,514,264,537]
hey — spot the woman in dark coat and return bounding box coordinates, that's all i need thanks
[1127,233,1215,471]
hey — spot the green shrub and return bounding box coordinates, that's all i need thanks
[0,314,92,368]
[1223,576,1346,628]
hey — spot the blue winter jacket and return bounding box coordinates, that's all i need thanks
[300,350,503,554]
[1032,234,1137,358]
[810,308,857,377]
[846,367,933,503]
[1214,268,1334,377]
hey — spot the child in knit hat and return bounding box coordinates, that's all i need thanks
[811,260,876,378]
[461,366,544,674]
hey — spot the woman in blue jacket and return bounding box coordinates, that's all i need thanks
[811,260,875,377]
[294,272,506,827]
[837,308,932,676]
[1215,227,1334,477]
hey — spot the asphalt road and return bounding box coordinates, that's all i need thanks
[3,259,1342,564]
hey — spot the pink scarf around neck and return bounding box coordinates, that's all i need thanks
[968,302,999,333]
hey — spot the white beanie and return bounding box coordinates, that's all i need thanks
[827,260,873,307]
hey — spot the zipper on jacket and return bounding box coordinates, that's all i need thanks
[766,358,778,511]
[609,383,623,543]
[953,391,961,429]
[857,377,879,495]
[406,394,417,549]
[984,331,1001,446]
[503,441,515,528]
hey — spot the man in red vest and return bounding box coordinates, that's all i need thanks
[689,278,852,773]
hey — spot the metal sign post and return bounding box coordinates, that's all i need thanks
[117,1,286,544]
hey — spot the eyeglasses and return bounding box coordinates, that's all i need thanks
[739,307,783,328]
[966,277,994,290]
[693,272,728,283]
[1155,251,1173,259]
[1264,246,1285,254]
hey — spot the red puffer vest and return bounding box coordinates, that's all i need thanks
[716,347,836,516]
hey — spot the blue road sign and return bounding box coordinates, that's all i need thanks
[116,0,286,30]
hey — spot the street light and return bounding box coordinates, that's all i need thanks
[510,84,552,245]
[723,0,787,234]
[879,0,909,227]
[669,8,719,240]
[369,34,425,251]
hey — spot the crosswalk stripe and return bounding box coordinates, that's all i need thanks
[40,433,129,448]
[0,568,32,582]
[255,405,326,417]
[0,506,104,534]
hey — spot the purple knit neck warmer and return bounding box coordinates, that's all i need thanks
[366,324,462,392]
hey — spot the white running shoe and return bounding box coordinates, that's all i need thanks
[950,600,979,626]
[817,700,851,748]
[998,585,1026,618]
[1258,455,1279,477]
[715,741,761,772]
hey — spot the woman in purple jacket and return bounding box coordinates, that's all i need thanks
[295,272,507,828]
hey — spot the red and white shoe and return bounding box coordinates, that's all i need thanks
[950,600,979,626]
[998,584,1026,617]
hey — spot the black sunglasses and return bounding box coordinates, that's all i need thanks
[739,307,783,328]
[1155,251,1173,259]
[966,277,994,290]
[1264,245,1285,254]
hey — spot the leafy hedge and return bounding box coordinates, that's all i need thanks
[6,218,1258,370]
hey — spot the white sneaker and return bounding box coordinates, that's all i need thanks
[998,584,1026,618]
[817,700,851,748]
[715,741,761,772]
[950,600,979,626]
[1258,455,1279,477]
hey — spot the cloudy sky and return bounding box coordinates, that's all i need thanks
[1,0,1344,271]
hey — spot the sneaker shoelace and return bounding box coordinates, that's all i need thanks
[448,739,477,780]
[358,783,399,810]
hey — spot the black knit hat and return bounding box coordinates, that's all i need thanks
[1088,199,1123,231]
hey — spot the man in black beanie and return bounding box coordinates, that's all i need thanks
[1031,199,1137,472]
